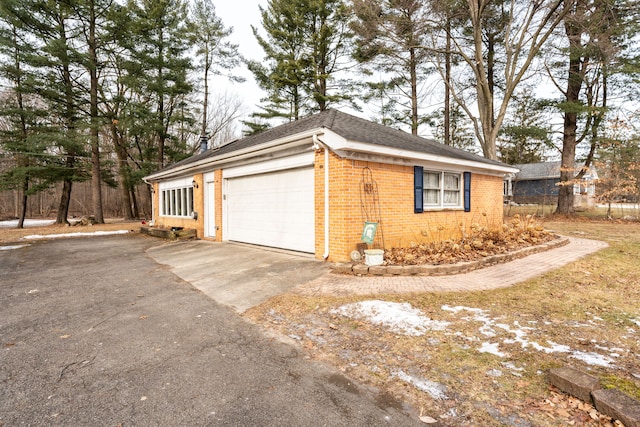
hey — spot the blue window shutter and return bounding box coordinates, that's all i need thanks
[414,166,424,213]
[464,171,471,212]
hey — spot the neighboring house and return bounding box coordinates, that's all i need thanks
[144,109,517,262]
[506,161,598,208]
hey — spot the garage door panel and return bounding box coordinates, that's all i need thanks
[226,167,315,253]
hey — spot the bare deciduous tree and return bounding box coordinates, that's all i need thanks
[428,0,571,160]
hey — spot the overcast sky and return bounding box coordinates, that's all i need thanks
[209,0,268,117]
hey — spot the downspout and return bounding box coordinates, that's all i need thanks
[142,178,155,226]
[313,134,330,260]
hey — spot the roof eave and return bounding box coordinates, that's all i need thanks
[144,125,519,183]
[319,132,519,174]
[144,128,325,182]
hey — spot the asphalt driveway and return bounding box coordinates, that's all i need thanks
[0,234,420,426]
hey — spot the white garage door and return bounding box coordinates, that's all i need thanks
[225,167,315,253]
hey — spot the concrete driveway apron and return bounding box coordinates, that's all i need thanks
[147,241,329,313]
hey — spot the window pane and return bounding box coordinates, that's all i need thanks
[444,173,459,190]
[182,188,188,215]
[424,189,439,205]
[188,187,194,214]
[424,172,440,189]
[444,190,460,205]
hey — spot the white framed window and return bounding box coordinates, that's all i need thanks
[159,178,195,217]
[423,170,462,209]
[503,179,512,197]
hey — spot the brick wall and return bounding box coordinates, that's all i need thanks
[317,153,506,262]
[152,174,205,238]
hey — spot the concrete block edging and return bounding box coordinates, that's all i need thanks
[549,366,640,427]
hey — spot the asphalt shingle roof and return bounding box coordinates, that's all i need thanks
[512,162,562,180]
[155,109,507,175]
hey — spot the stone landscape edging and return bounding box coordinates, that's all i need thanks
[549,366,640,427]
[331,236,570,276]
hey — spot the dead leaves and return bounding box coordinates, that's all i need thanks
[384,215,557,266]
[525,389,623,426]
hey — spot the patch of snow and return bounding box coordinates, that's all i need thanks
[22,230,130,240]
[496,323,531,341]
[479,342,507,357]
[441,305,485,315]
[527,340,571,354]
[0,244,30,251]
[631,318,640,327]
[594,344,625,353]
[486,369,503,377]
[392,370,448,400]
[0,219,55,228]
[441,307,617,366]
[332,300,450,337]
[570,351,616,368]
[442,305,497,336]
[501,362,525,376]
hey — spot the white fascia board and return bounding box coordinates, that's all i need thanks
[320,130,519,175]
[222,151,314,178]
[144,129,325,182]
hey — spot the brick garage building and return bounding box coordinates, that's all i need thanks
[144,110,517,262]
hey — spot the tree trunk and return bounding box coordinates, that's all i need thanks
[556,1,585,215]
[17,178,28,229]
[119,174,135,220]
[201,44,210,138]
[12,24,29,229]
[132,187,140,218]
[157,28,165,169]
[56,174,73,225]
[110,120,135,220]
[444,24,451,145]
[55,12,75,225]
[557,141,576,214]
[88,1,104,223]
[410,47,418,136]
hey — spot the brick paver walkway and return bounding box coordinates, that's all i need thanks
[293,236,608,296]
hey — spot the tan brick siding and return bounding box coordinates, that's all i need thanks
[316,153,505,262]
[152,174,205,239]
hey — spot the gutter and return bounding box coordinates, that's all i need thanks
[142,177,155,226]
[144,129,324,182]
[313,134,330,261]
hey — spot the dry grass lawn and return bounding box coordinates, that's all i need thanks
[245,219,640,426]
[0,218,140,243]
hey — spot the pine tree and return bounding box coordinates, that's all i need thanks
[71,0,116,224]
[189,0,242,147]
[352,0,432,135]
[0,0,50,227]
[551,0,638,214]
[248,0,353,125]
[497,90,552,165]
[4,0,90,225]
[121,0,193,169]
